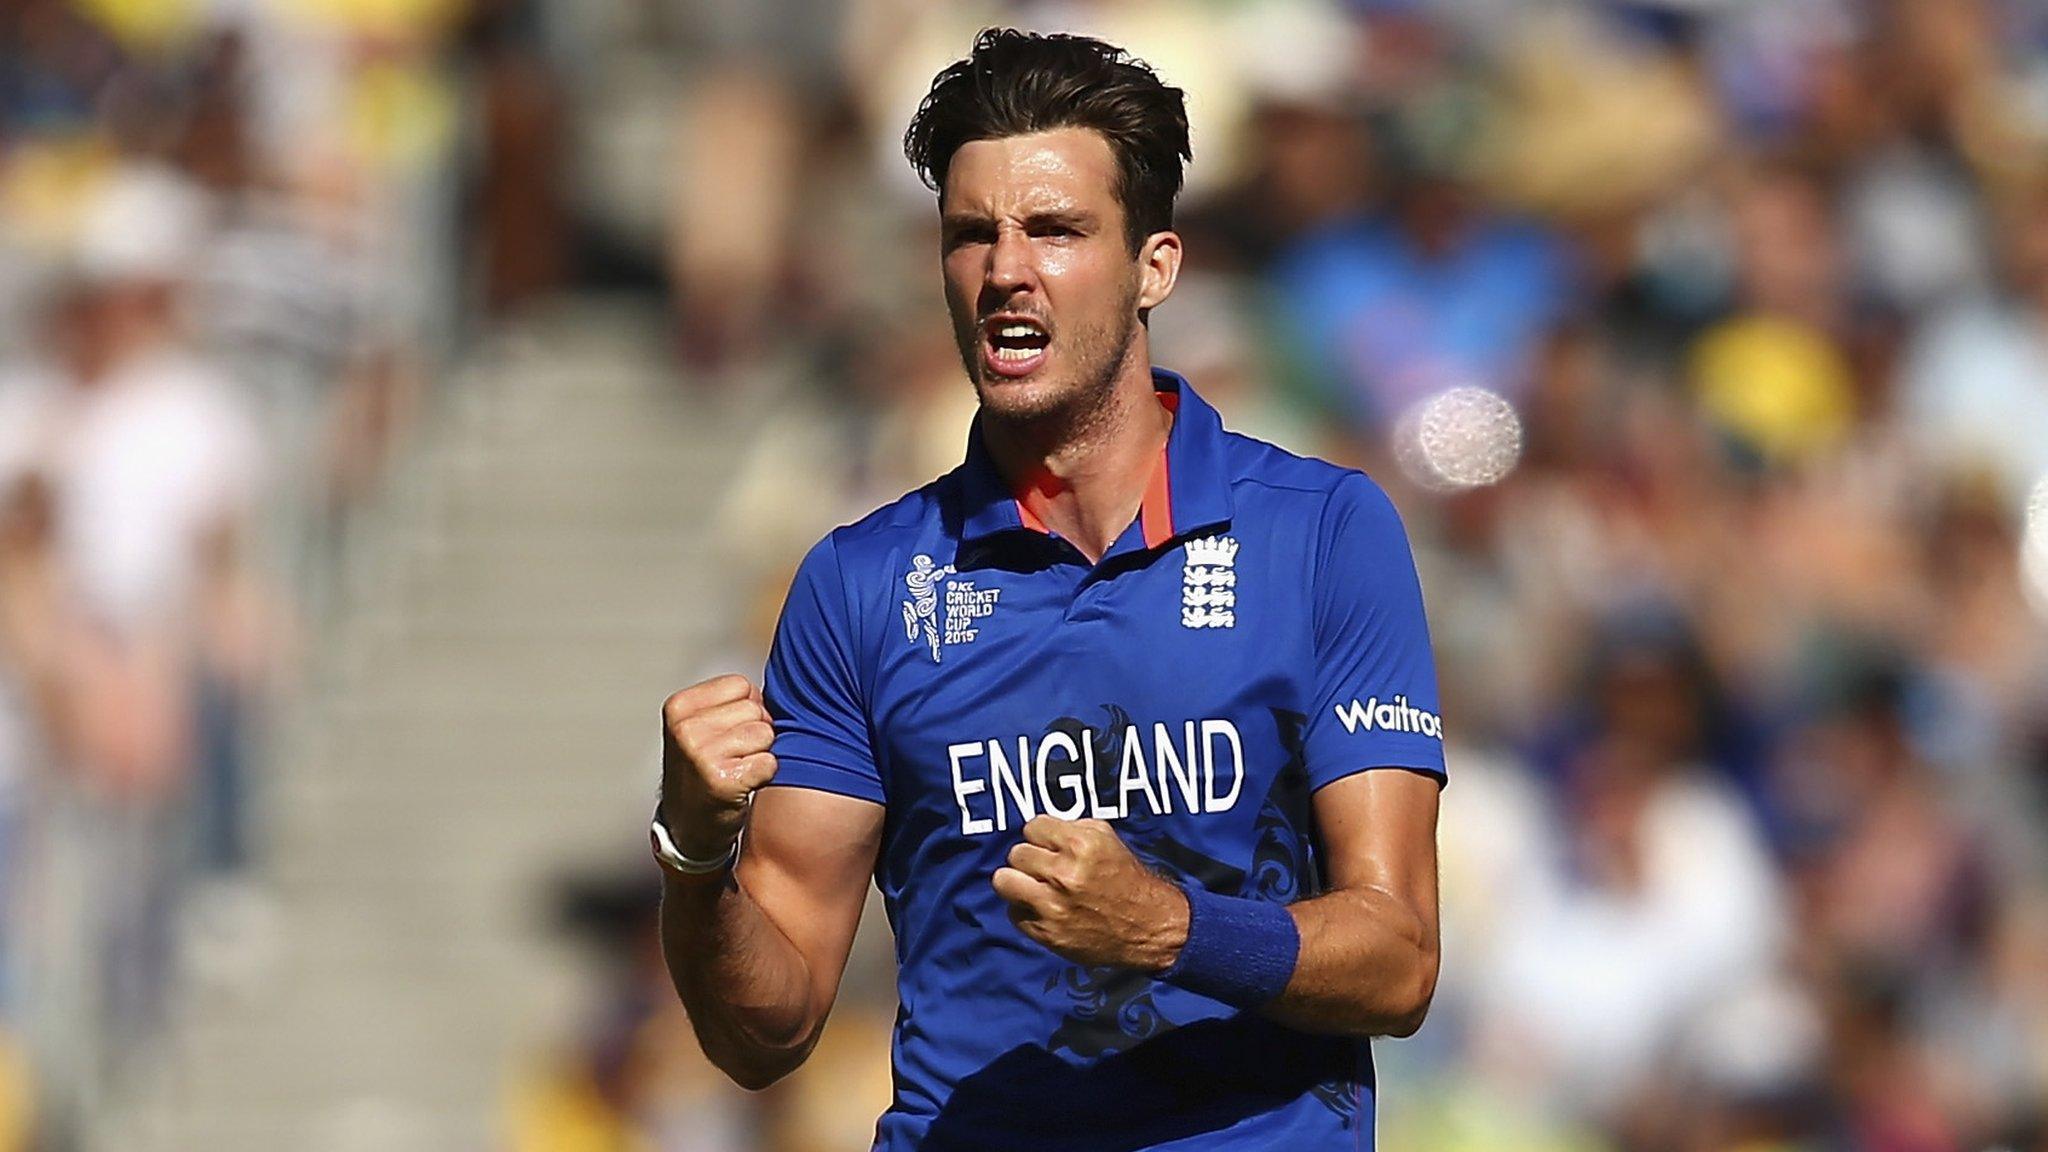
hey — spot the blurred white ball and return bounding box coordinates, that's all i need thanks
[1393,386,1525,492]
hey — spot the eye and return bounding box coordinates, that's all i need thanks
[944,224,995,250]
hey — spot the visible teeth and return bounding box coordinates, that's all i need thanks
[996,345,1036,361]
[999,325,1038,338]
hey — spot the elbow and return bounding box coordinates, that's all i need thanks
[721,1054,801,1092]
[683,1009,815,1091]
[1375,950,1439,1039]
[670,975,821,1091]
[703,1033,812,1091]
[1380,996,1432,1039]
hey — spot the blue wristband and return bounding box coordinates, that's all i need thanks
[1157,883,1300,1008]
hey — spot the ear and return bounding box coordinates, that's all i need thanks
[1135,230,1183,312]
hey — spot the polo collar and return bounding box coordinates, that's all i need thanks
[957,367,1234,551]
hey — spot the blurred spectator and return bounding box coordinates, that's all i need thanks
[1267,96,1576,441]
[462,0,570,317]
[0,0,477,1140]
[1473,619,1788,1118]
[1902,186,2048,517]
[1688,159,1859,468]
[666,63,806,374]
[50,164,262,639]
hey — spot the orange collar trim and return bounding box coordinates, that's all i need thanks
[1012,391,1179,549]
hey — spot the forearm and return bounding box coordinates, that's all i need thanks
[659,871,823,1088]
[1000,811,1439,1039]
[1264,886,1437,1037]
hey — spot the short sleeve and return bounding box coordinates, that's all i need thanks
[1301,474,1447,791]
[761,534,885,805]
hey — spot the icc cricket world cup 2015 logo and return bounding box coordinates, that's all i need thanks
[902,553,955,663]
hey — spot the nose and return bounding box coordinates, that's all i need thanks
[985,225,1036,297]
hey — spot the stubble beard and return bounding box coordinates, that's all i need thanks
[954,283,1143,453]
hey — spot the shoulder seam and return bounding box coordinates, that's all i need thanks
[1308,479,1341,662]
[821,530,869,708]
[1213,428,1369,497]
[1234,474,1360,497]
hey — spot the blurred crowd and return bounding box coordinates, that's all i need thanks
[516,2,2048,1152]
[0,0,566,1143]
[3,0,2046,1150]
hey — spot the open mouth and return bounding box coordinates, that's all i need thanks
[981,315,1050,378]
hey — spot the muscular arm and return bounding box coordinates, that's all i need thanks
[995,766,1440,1040]
[661,786,884,1089]
[1264,767,1441,1038]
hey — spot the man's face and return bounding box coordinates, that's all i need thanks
[939,128,1150,423]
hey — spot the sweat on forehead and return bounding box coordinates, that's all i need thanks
[940,129,1119,214]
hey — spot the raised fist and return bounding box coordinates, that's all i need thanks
[660,674,778,861]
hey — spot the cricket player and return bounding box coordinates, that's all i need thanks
[654,29,1445,1150]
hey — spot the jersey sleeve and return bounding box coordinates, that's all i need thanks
[1300,473,1448,790]
[761,533,885,805]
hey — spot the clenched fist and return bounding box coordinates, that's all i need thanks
[992,817,1190,971]
[660,674,778,862]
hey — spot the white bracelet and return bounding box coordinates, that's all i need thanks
[649,806,738,876]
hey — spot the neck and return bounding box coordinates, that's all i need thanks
[981,344,1169,563]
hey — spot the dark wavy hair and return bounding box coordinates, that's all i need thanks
[903,28,1191,253]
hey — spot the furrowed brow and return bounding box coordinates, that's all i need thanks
[942,211,995,237]
[942,208,1096,237]
[1024,209,1095,232]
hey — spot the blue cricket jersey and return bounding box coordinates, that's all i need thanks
[762,369,1446,1151]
